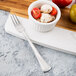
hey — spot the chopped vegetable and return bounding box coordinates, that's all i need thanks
[31,8,41,19]
[50,7,57,16]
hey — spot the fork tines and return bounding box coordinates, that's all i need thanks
[10,14,20,25]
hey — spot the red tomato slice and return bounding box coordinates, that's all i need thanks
[50,7,57,16]
[31,8,41,19]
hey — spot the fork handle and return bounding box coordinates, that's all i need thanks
[22,31,51,72]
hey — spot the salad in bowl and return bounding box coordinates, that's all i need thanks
[28,0,61,32]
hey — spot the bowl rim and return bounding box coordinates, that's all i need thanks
[28,0,61,25]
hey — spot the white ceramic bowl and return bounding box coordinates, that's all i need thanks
[28,0,61,32]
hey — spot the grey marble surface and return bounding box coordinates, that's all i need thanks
[0,10,76,76]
